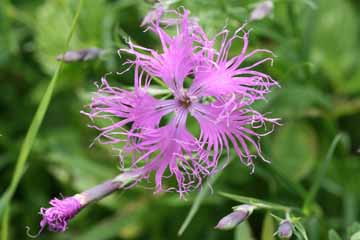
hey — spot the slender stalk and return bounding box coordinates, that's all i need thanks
[75,179,121,206]
[1,207,10,240]
[26,173,134,238]
[0,0,84,228]
[178,160,229,236]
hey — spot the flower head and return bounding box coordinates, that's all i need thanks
[39,197,81,233]
[85,8,279,196]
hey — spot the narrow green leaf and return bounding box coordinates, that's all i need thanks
[0,0,84,218]
[261,213,275,240]
[0,207,10,240]
[303,134,343,213]
[177,160,228,236]
[219,192,299,213]
[293,222,309,240]
[234,221,253,240]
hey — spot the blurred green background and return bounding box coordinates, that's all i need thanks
[1,0,360,239]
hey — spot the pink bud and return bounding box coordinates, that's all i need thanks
[277,220,293,239]
[250,1,273,21]
[215,205,255,230]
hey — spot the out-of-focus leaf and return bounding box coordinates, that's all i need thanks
[293,221,309,240]
[352,231,360,240]
[234,221,253,240]
[34,0,108,81]
[328,229,342,240]
[270,122,317,181]
[0,2,17,64]
[181,0,245,35]
[260,84,332,118]
[311,0,357,93]
[341,68,360,95]
[348,223,360,240]
[261,213,275,240]
[34,0,82,74]
[72,205,145,240]
[41,129,119,207]
[303,134,343,212]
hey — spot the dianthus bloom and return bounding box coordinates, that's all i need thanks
[85,8,279,196]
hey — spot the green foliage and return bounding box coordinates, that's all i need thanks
[235,221,253,240]
[0,0,84,221]
[261,213,275,240]
[270,122,317,180]
[328,229,342,240]
[0,0,359,239]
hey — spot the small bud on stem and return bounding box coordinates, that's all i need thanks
[249,1,273,21]
[215,205,255,230]
[27,173,133,238]
[56,48,103,63]
[277,220,293,239]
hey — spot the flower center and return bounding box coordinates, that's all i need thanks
[177,90,196,109]
[179,95,192,108]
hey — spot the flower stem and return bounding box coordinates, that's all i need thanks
[75,179,121,206]
[27,172,136,237]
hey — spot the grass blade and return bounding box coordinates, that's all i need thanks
[177,160,228,236]
[302,133,343,213]
[0,0,84,218]
[219,192,299,213]
[0,207,10,240]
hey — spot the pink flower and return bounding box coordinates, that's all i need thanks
[84,8,279,196]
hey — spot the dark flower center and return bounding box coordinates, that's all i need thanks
[179,95,192,108]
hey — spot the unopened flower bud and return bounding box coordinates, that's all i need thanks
[26,197,82,238]
[250,1,273,21]
[277,220,293,239]
[215,205,255,230]
[40,197,81,232]
[28,179,122,237]
[56,48,103,62]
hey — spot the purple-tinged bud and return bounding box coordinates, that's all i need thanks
[27,197,82,238]
[40,197,82,233]
[28,179,123,237]
[56,48,103,62]
[277,220,293,239]
[215,205,255,230]
[250,1,273,21]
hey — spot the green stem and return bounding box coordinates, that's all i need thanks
[177,160,229,236]
[0,0,84,219]
[220,192,302,215]
[0,207,10,240]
